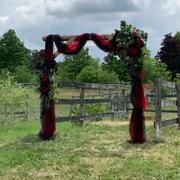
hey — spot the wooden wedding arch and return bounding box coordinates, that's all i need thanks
[36,22,147,143]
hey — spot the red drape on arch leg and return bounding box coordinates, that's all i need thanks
[39,35,56,140]
[129,69,147,143]
[39,100,56,140]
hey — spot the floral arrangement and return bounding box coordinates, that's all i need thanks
[113,21,147,77]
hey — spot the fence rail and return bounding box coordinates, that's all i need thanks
[55,82,130,123]
[56,112,114,123]
[57,98,110,105]
[58,80,130,90]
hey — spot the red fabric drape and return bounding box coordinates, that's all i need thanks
[53,33,115,54]
[129,70,147,143]
[39,35,56,140]
[39,100,56,140]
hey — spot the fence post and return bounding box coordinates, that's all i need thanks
[69,95,74,116]
[107,89,112,109]
[79,88,85,125]
[155,78,162,138]
[121,88,127,119]
[176,83,180,129]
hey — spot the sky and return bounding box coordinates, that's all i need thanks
[0,0,180,61]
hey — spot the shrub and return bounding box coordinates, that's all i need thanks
[76,65,119,83]
[0,76,37,122]
[13,65,38,83]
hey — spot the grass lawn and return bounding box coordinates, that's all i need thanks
[0,119,179,180]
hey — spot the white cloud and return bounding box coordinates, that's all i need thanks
[163,0,180,15]
[0,0,180,58]
[0,16,8,24]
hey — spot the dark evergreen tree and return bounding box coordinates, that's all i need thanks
[0,29,30,72]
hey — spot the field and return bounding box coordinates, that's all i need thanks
[0,118,180,180]
[0,86,180,180]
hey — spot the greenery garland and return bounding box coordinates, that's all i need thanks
[34,50,57,112]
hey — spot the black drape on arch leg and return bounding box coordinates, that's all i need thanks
[129,69,147,143]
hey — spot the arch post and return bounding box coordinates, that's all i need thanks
[38,35,56,140]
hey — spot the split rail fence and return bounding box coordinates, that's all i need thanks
[56,81,130,123]
[1,79,179,139]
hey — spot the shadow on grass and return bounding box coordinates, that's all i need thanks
[0,133,50,150]
[21,134,42,143]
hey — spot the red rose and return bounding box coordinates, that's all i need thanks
[136,38,143,48]
[39,87,50,94]
[129,48,139,57]
[42,75,49,83]
[132,31,138,37]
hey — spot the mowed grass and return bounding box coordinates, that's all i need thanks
[0,119,179,180]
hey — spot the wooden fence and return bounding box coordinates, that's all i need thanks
[55,81,130,123]
[154,78,180,138]
[1,79,179,139]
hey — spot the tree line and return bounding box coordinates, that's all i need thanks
[0,29,180,84]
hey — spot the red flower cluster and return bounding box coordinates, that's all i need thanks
[41,74,50,83]
[128,31,144,57]
[136,38,143,48]
[39,87,50,94]
[129,48,139,57]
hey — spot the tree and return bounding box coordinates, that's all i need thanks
[76,65,119,83]
[143,58,171,83]
[155,33,180,80]
[141,48,171,82]
[55,48,96,81]
[0,29,30,72]
[175,32,180,41]
[13,65,38,83]
[102,53,130,82]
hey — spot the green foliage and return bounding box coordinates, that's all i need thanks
[76,66,98,83]
[103,53,130,82]
[76,65,119,83]
[114,21,147,77]
[55,48,95,81]
[0,29,31,72]
[0,76,36,122]
[103,21,147,82]
[175,73,180,82]
[99,69,119,83]
[55,47,119,83]
[72,104,108,116]
[143,58,171,83]
[175,32,180,41]
[72,98,109,121]
[13,65,38,83]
